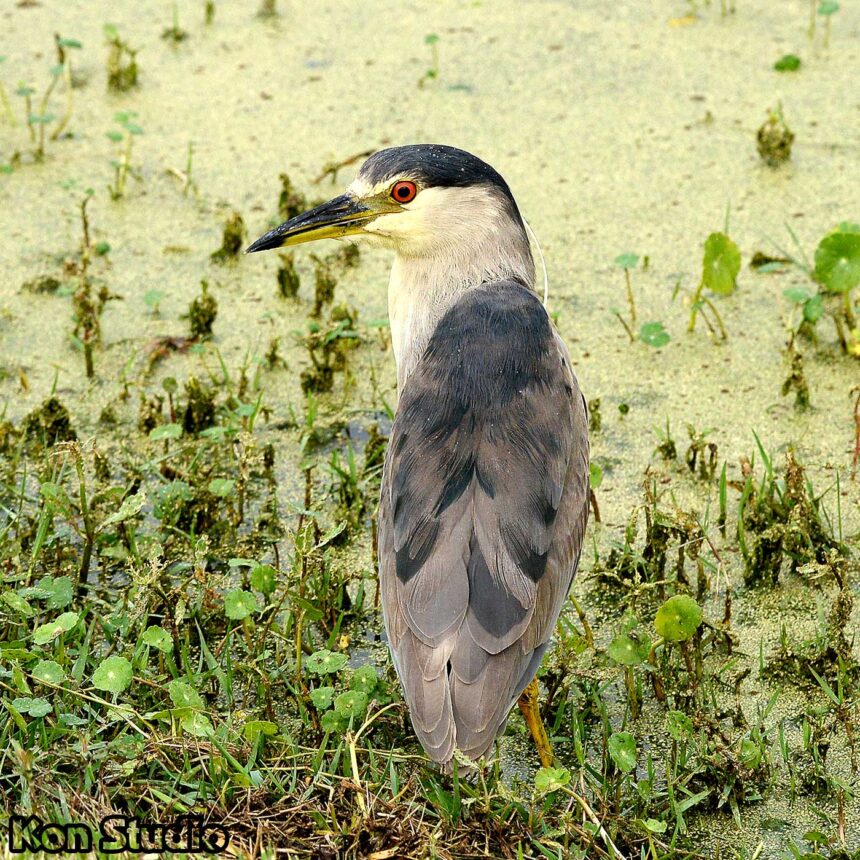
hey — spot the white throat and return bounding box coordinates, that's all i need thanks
[379,191,535,391]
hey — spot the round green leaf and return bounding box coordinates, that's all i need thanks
[608,731,637,773]
[27,697,53,718]
[180,712,214,737]
[740,736,761,769]
[249,564,277,595]
[643,818,668,834]
[535,766,571,794]
[814,231,860,294]
[774,54,801,72]
[34,575,74,609]
[803,295,824,323]
[102,492,146,529]
[701,232,741,296]
[10,696,33,714]
[607,629,651,666]
[614,252,639,269]
[350,665,378,694]
[144,289,165,308]
[243,719,278,741]
[224,589,259,620]
[783,285,813,304]
[167,679,204,709]
[149,423,183,441]
[142,626,173,653]
[32,659,65,685]
[13,696,53,718]
[334,690,368,719]
[92,655,133,694]
[2,591,34,617]
[309,686,334,710]
[320,709,347,733]
[654,595,702,642]
[589,461,603,490]
[208,478,235,497]
[304,649,348,675]
[638,321,671,348]
[666,709,694,740]
[33,611,80,645]
[804,831,830,847]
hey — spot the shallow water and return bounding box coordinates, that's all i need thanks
[2,1,859,855]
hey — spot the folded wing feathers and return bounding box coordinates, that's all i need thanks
[376,285,589,766]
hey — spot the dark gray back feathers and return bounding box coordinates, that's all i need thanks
[377,279,590,765]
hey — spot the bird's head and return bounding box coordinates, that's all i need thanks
[246,144,532,263]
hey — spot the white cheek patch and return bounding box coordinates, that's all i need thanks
[363,213,400,237]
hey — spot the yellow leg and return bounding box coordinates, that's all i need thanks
[517,677,554,768]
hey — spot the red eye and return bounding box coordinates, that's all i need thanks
[391,180,417,203]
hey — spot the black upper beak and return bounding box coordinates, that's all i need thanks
[245,194,373,253]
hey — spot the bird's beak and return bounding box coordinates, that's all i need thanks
[246,193,392,253]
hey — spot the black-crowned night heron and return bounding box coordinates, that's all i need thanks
[248,145,589,769]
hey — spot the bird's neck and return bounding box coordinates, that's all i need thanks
[388,231,535,391]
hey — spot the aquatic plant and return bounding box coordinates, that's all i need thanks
[106,111,143,199]
[69,190,111,378]
[211,210,247,262]
[187,280,218,339]
[737,438,845,585]
[276,252,300,299]
[616,251,638,323]
[638,321,670,348]
[166,140,197,195]
[654,417,677,461]
[258,0,278,16]
[418,33,440,87]
[775,222,860,356]
[587,397,602,433]
[13,35,81,161]
[277,172,308,221]
[610,252,649,343]
[311,254,337,317]
[688,230,740,336]
[774,53,801,72]
[781,339,812,410]
[104,24,139,91]
[813,225,860,354]
[161,2,188,42]
[814,0,840,47]
[757,104,794,167]
[684,424,718,480]
[300,307,360,394]
[313,148,375,186]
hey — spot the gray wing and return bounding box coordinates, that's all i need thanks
[378,281,589,764]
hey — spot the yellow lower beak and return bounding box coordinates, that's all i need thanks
[246,193,382,253]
